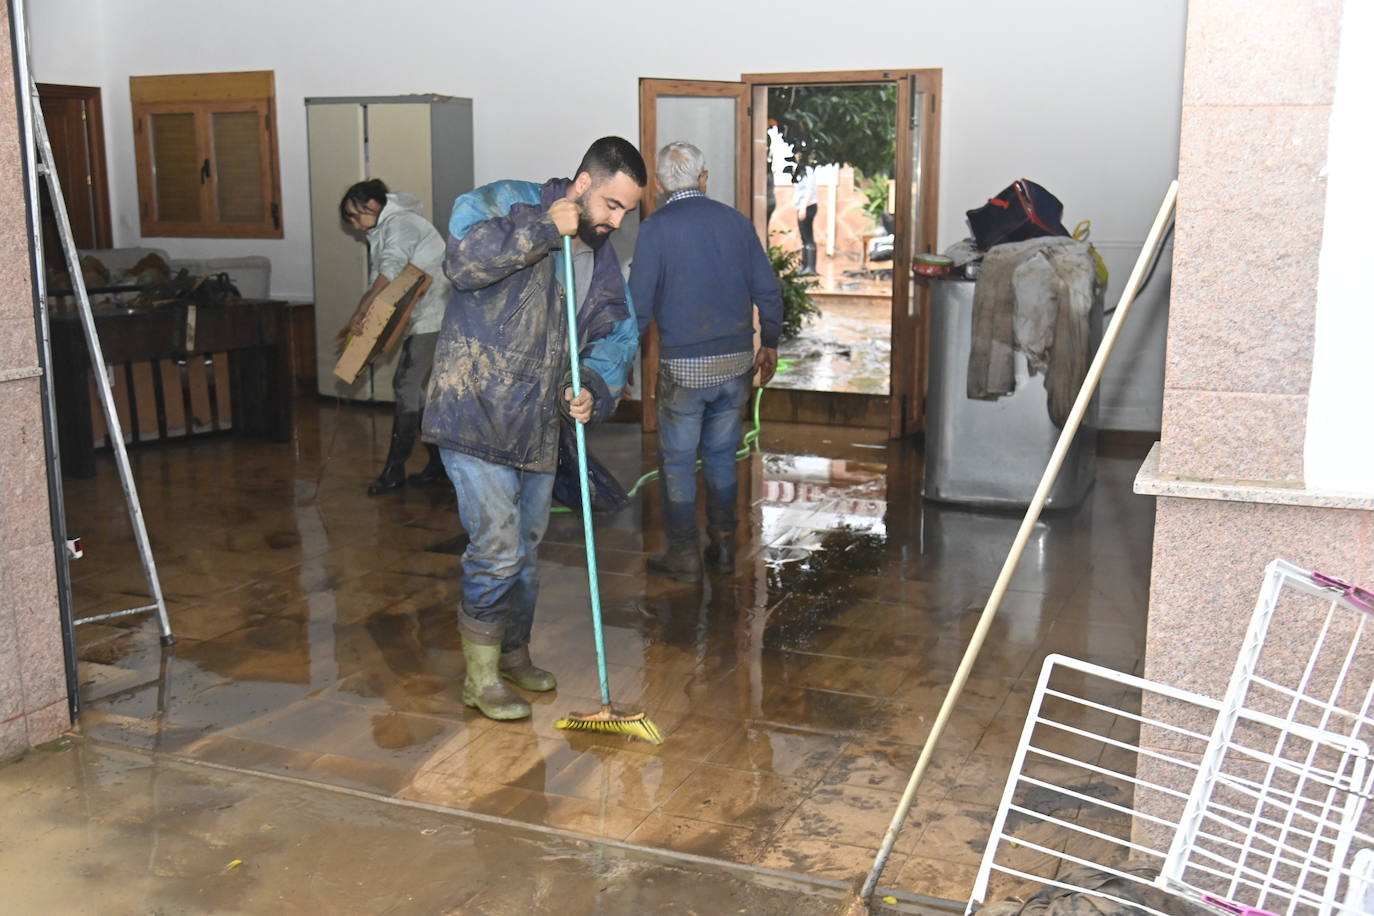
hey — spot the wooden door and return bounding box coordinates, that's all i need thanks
[36,84,112,268]
[893,71,942,438]
[637,78,751,433]
[742,69,941,438]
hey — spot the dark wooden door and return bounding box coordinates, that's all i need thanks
[37,84,112,274]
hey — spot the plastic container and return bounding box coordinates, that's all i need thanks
[913,253,953,277]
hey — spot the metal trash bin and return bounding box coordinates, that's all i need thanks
[922,276,1101,509]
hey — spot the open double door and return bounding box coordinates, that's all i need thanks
[637,70,941,439]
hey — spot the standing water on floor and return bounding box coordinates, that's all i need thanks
[63,400,1152,902]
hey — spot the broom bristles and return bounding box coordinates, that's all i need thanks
[555,706,664,745]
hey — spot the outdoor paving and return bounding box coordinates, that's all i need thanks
[770,225,896,397]
[61,398,1153,905]
[775,293,892,395]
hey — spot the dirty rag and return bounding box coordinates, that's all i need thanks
[966,236,1097,427]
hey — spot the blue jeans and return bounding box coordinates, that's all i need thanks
[656,371,750,539]
[441,448,555,651]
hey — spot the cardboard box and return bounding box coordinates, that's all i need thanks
[333,264,432,384]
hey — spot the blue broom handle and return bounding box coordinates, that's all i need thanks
[561,237,612,707]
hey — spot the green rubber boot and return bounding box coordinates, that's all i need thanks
[500,645,557,692]
[461,636,531,721]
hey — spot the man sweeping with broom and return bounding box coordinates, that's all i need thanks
[422,137,643,724]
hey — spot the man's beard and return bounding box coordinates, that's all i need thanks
[575,194,613,249]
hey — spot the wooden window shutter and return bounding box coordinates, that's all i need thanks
[131,71,282,238]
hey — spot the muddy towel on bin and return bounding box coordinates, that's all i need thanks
[967,236,1097,427]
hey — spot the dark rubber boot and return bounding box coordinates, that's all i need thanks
[499,645,556,692]
[704,529,735,575]
[461,636,531,721]
[648,537,702,582]
[368,411,421,495]
[704,488,737,575]
[799,242,819,276]
[407,444,448,487]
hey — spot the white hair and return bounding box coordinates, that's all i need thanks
[656,141,705,193]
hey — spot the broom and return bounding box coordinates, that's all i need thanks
[553,235,664,745]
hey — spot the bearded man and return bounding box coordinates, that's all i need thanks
[423,136,645,721]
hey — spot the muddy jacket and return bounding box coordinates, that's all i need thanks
[421,178,638,472]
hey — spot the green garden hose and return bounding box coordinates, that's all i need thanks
[551,383,766,515]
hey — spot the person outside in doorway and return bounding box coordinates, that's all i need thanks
[338,180,450,494]
[423,137,644,721]
[629,141,782,582]
[793,165,819,276]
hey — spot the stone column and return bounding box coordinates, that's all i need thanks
[0,3,71,759]
[1132,0,1373,846]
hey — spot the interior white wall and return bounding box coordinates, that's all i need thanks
[23,0,104,86]
[25,0,1186,431]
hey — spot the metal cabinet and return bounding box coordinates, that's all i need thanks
[922,276,1101,509]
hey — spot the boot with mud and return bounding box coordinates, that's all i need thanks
[704,529,735,575]
[647,535,702,582]
[499,644,556,692]
[459,619,531,721]
[368,411,421,495]
[703,491,738,576]
[407,444,449,488]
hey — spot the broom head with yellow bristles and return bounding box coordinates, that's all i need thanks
[555,705,664,745]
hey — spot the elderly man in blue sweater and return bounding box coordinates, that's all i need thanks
[629,141,783,581]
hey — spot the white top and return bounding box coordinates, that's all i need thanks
[367,193,450,336]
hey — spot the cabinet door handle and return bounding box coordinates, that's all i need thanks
[200,158,211,183]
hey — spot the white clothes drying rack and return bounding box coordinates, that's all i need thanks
[969,558,1374,916]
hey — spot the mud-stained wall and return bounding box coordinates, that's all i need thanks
[0,4,69,759]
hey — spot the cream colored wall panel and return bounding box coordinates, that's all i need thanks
[368,103,434,213]
[306,103,368,398]
[361,103,434,403]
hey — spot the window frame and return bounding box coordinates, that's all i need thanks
[130,71,283,239]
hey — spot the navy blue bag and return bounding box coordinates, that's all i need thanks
[966,179,1070,250]
[552,418,630,515]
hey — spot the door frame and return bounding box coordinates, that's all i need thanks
[743,69,941,439]
[36,83,113,249]
[637,70,941,438]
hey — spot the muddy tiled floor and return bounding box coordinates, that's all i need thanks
[0,739,861,915]
[64,399,1152,903]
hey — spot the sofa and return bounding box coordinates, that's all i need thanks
[75,247,272,299]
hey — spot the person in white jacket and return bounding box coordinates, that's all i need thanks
[338,179,451,494]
